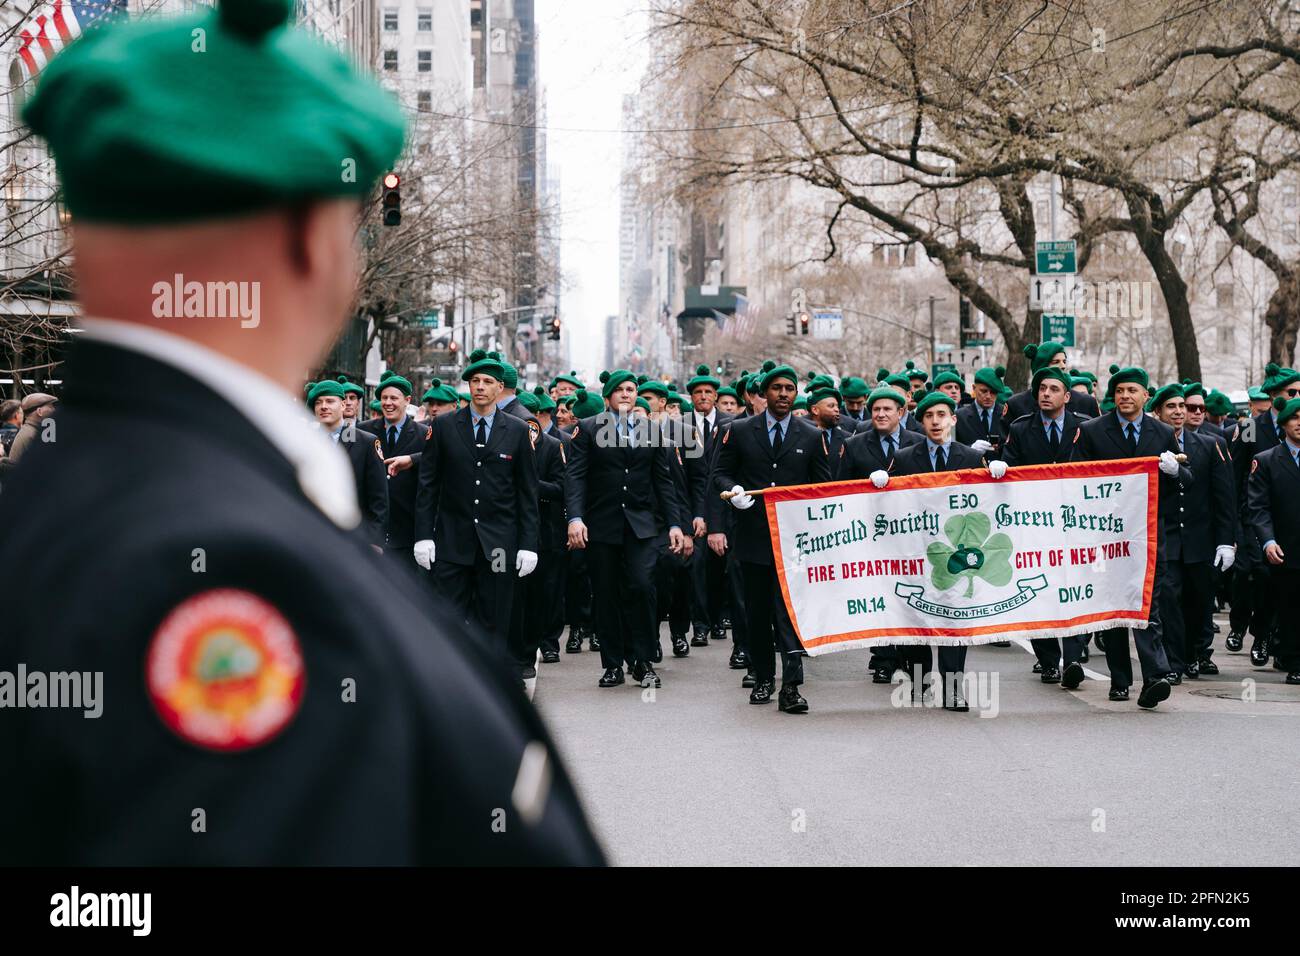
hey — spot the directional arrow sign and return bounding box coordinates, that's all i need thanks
[1041,313,1076,347]
[1029,274,1079,312]
[1035,240,1077,275]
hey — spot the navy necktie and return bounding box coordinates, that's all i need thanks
[387,424,398,450]
[771,423,783,454]
[933,446,946,471]
[884,434,895,462]
[1126,423,1138,453]
[476,418,487,446]
[1048,421,1060,456]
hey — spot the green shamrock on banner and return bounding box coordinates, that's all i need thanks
[926,512,1013,598]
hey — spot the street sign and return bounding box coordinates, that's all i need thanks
[930,362,959,379]
[811,307,843,340]
[1041,313,1076,347]
[1029,274,1079,312]
[412,310,440,328]
[1035,240,1077,274]
[965,338,994,347]
[935,343,955,353]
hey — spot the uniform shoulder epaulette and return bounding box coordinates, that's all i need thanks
[1009,413,1035,426]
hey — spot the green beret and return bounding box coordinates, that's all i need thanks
[931,370,964,391]
[24,0,405,224]
[488,352,519,390]
[368,399,382,413]
[1147,382,1185,412]
[903,360,928,382]
[1100,394,1115,413]
[1180,380,1206,401]
[336,375,366,398]
[462,348,505,383]
[758,360,798,391]
[686,364,722,392]
[1023,341,1067,372]
[549,370,584,390]
[1206,389,1234,416]
[377,369,412,396]
[637,377,670,398]
[1261,362,1300,394]
[913,388,957,418]
[876,367,913,393]
[305,379,345,405]
[1274,396,1300,425]
[866,385,908,410]
[666,392,686,409]
[973,366,1006,394]
[1031,366,1073,394]
[633,397,651,412]
[792,395,809,410]
[1247,386,1268,401]
[531,385,556,413]
[1069,367,1098,385]
[806,375,842,407]
[517,390,540,413]
[1105,363,1149,397]
[570,388,605,418]
[717,386,738,400]
[458,391,472,404]
[839,376,870,400]
[420,378,458,404]
[600,369,637,398]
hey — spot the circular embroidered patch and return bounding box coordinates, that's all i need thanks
[146,589,306,751]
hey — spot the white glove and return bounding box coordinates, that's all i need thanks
[516,549,538,577]
[869,470,890,489]
[1158,451,1179,475]
[728,485,755,510]
[970,439,994,454]
[413,539,435,569]
[988,459,1008,479]
[1214,545,1235,571]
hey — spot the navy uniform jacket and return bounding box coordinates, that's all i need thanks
[535,430,567,553]
[1166,429,1235,563]
[1003,409,1087,466]
[338,423,389,548]
[1230,410,1282,509]
[499,395,532,421]
[1247,443,1300,568]
[892,438,986,476]
[564,413,684,544]
[359,414,429,550]
[413,406,539,564]
[1002,387,1099,431]
[818,423,858,479]
[1070,411,1192,559]
[1188,420,1227,443]
[0,340,602,865]
[682,411,733,524]
[840,426,924,479]
[955,401,1008,456]
[900,409,925,434]
[713,414,831,566]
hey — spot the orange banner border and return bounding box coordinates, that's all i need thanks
[763,458,1160,646]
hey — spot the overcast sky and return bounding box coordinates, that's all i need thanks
[537,0,648,378]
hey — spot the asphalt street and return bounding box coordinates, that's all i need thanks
[535,613,1299,866]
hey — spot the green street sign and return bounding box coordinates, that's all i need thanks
[412,310,441,328]
[1041,313,1076,347]
[1035,240,1077,275]
[964,338,994,347]
[930,362,959,378]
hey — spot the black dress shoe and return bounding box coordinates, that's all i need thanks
[749,681,772,704]
[711,627,728,642]
[652,641,664,664]
[1249,636,1269,666]
[741,671,757,688]
[1212,622,1221,633]
[521,664,538,679]
[598,667,624,687]
[691,632,709,647]
[1183,661,1200,679]
[1040,665,1061,684]
[1032,661,1042,673]
[1137,678,1171,709]
[728,650,748,669]
[945,692,970,712]
[778,684,809,713]
[871,666,893,684]
[540,649,561,664]
[588,634,602,652]
[1166,671,1182,686]
[1225,630,1244,652]
[672,637,690,658]
[1198,658,1219,675]
[720,616,732,630]
[632,664,661,688]
[1108,685,1129,702]
[1061,661,1085,689]
[564,634,583,653]
[1287,671,1300,685]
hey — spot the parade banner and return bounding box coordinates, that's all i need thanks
[764,459,1158,654]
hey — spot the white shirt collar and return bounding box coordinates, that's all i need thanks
[77,318,361,530]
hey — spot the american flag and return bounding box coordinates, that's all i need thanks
[730,292,756,338]
[14,0,127,79]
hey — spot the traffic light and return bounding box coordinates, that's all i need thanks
[448,340,458,355]
[548,317,561,340]
[959,297,974,347]
[799,311,810,335]
[381,172,401,227]
[786,315,797,335]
